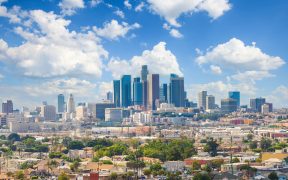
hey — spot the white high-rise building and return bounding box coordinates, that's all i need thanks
[198,91,207,110]
[206,95,215,110]
[40,105,56,121]
[76,105,87,121]
[67,94,75,113]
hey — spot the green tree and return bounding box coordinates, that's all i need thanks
[232,157,240,163]
[8,133,20,142]
[204,138,219,157]
[260,138,272,151]
[268,171,278,180]
[110,172,118,180]
[193,172,211,180]
[70,160,80,172]
[68,140,85,150]
[58,172,69,180]
[14,171,25,180]
[143,169,152,177]
[192,161,201,170]
[249,141,258,149]
[149,163,162,172]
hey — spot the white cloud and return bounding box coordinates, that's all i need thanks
[124,0,132,9]
[169,28,183,38]
[266,85,288,108]
[59,0,85,16]
[25,78,96,97]
[0,4,22,23]
[93,19,140,40]
[147,0,231,27]
[210,65,222,74]
[0,10,108,78]
[162,23,183,38]
[90,0,101,7]
[107,41,183,78]
[196,38,285,71]
[231,71,274,83]
[135,2,145,12]
[114,9,125,19]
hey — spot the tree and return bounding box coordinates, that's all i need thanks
[149,163,162,172]
[193,172,211,180]
[232,157,240,163]
[249,141,258,149]
[68,140,84,150]
[260,138,272,151]
[70,161,80,172]
[143,169,151,177]
[204,138,219,157]
[58,172,69,180]
[268,171,278,180]
[247,134,253,141]
[14,171,25,180]
[62,137,72,147]
[8,133,20,142]
[110,172,118,180]
[192,161,201,170]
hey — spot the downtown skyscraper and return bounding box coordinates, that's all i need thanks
[57,94,65,113]
[133,77,143,105]
[113,80,121,107]
[141,65,149,109]
[169,74,185,107]
[120,75,132,107]
[148,74,160,110]
[229,91,240,107]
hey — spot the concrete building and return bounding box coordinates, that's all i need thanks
[95,103,116,120]
[250,97,266,112]
[76,105,87,121]
[148,74,160,110]
[40,105,56,121]
[2,100,13,114]
[105,108,122,122]
[221,98,237,114]
[198,91,207,110]
[262,103,273,114]
[206,95,215,110]
[67,94,75,113]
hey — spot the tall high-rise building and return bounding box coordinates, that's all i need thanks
[141,65,149,110]
[148,74,160,110]
[229,91,240,107]
[141,65,149,81]
[57,94,65,113]
[250,97,266,112]
[120,75,131,107]
[40,104,56,121]
[261,103,273,114]
[106,91,113,102]
[206,95,215,110]
[113,80,121,107]
[198,91,207,110]
[2,100,13,114]
[169,74,185,107]
[67,94,75,113]
[221,98,237,114]
[133,77,143,105]
[160,83,168,102]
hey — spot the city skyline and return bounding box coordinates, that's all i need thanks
[0,0,287,109]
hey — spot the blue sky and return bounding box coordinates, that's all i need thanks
[0,0,287,109]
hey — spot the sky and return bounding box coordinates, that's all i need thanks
[0,0,287,109]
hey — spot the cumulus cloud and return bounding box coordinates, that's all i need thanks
[93,19,140,40]
[169,29,183,38]
[266,85,288,108]
[162,23,183,38]
[0,10,108,78]
[196,38,285,82]
[0,3,22,23]
[147,0,231,27]
[231,71,274,83]
[210,65,222,74]
[59,0,85,16]
[135,2,145,12]
[107,42,183,78]
[90,0,101,7]
[196,38,285,71]
[124,0,132,9]
[114,9,125,19]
